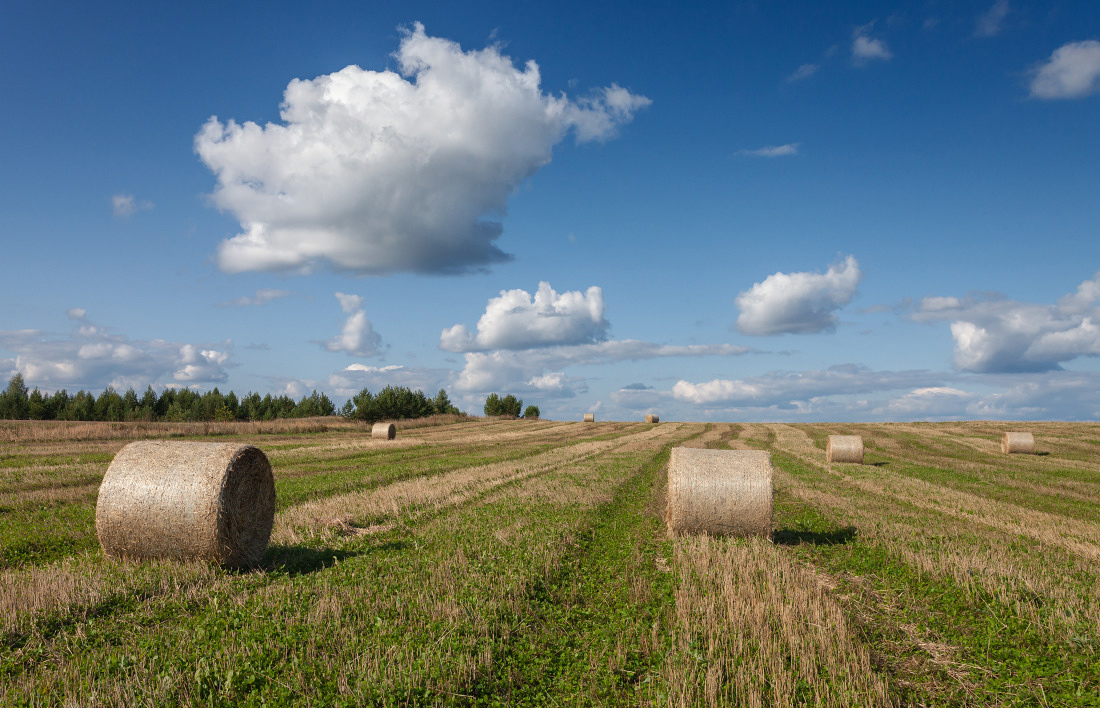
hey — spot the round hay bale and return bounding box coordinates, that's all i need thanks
[645,414,660,424]
[372,422,397,440]
[583,413,595,423]
[826,435,864,464]
[666,447,773,538]
[95,441,274,567]
[1002,431,1035,454]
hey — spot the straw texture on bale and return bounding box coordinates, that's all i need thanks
[372,422,397,440]
[95,441,274,567]
[826,435,864,464]
[583,413,595,422]
[666,447,773,538]
[645,414,660,423]
[1001,431,1036,454]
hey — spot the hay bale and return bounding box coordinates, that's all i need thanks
[666,447,772,538]
[645,414,660,424]
[583,413,595,423]
[826,435,864,464]
[372,422,397,440]
[95,441,274,567]
[1002,431,1035,454]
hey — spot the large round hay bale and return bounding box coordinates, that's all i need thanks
[583,413,595,423]
[666,447,773,538]
[645,414,660,423]
[372,422,397,440]
[1001,431,1035,454]
[826,435,864,464]
[95,441,274,567]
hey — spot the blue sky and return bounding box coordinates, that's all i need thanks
[2,0,1100,421]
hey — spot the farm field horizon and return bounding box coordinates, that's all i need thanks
[1,417,1097,706]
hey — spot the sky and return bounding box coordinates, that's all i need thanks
[2,0,1099,422]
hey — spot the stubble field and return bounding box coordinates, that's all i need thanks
[1,417,1098,706]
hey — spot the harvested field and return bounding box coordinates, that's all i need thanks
[1,419,1097,705]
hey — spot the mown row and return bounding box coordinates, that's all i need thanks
[1,419,1098,705]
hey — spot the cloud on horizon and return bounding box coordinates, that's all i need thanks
[0,310,232,392]
[736,255,862,335]
[912,271,1100,373]
[195,23,650,276]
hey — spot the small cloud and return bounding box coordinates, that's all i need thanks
[1028,40,1100,100]
[245,342,271,351]
[112,193,153,218]
[324,293,382,357]
[852,24,893,65]
[66,308,87,321]
[975,0,1010,38]
[737,143,800,158]
[786,63,819,83]
[736,255,863,336]
[216,289,291,308]
[621,382,652,390]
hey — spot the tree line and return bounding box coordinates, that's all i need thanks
[0,374,466,423]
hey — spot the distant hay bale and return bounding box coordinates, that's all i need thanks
[372,422,397,440]
[583,413,595,423]
[645,414,660,423]
[1001,431,1035,454]
[826,435,864,464]
[666,447,773,538]
[95,441,275,567]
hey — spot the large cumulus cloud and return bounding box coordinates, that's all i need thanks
[195,23,650,276]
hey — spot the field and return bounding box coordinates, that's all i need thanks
[1,418,1098,706]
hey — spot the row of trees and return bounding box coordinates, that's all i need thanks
[0,374,468,423]
[338,386,462,423]
[483,393,539,419]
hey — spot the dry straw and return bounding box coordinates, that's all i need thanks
[583,413,595,423]
[95,441,275,567]
[826,435,864,464]
[372,422,397,440]
[666,447,773,538]
[1002,431,1036,454]
[645,414,660,423]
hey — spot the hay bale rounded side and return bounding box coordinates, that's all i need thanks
[95,441,274,567]
[583,413,595,423]
[645,414,660,424]
[372,422,397,440]
[826,435,864,464]
[666,447,773,538]
[1001,431,1035,454]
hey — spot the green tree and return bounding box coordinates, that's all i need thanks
[484,393,522,418]
[27,387,48,420]
[523,405,540,419]
[432,388,459,415]
[0,374,30,419]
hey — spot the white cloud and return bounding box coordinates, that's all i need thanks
[852,25,892,64]
[440,282,609,352]
[112,193,153,218]
[670,365,933,407]
[324,293,382,357]
[454,340,753,395]
[975,0,1010,38]
[875,387,977,419]
[912,271,1100,373]
[217,289,291,308]
[195,23,650,276]
[0,312,232,392]
[737,143,799,157]
[1028,40,1100,100]
[735,255,862,335]
[327,363,452,398]
[786,64,818,83]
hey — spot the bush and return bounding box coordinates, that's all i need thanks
[523,405,540,419]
